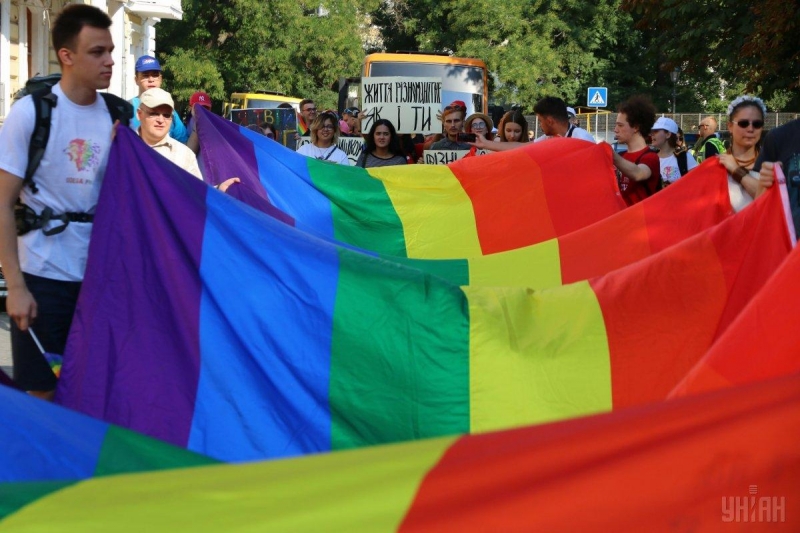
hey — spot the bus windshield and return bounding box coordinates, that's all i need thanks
[367,60,486,116]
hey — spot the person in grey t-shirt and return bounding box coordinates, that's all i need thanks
[356,119,408,168]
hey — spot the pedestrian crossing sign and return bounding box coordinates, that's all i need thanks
[587,87,608,108]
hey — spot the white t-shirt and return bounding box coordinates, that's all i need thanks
[296,143,351,166]
[534,125,595,143]
[728,175,753,213]
[659,152,698,184]
[0,83,113,281]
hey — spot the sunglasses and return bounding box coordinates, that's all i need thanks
[470,121,487,128]
[344,107,360,115]
[146,111,172,120]
[444,105,466,112]
[734,119,764,129]
[303,106,317,113]
[319,124,335,131]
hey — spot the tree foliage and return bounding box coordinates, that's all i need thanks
[157,0,798,114]
[158,0,377,111]
[624,0,800,110]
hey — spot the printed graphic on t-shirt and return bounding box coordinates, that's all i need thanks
[662,164,680,183]
[64,139,102,173]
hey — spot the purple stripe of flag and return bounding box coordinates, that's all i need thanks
[55,128,207,448]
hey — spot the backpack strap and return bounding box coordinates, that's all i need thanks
[23,91,132,195]
[677,150,689,176]
[25,89,58,194]
[99,92,133,127]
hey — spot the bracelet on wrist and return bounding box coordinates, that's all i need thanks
[731,166,748,184]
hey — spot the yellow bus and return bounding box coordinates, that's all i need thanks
[223,91,303,119]
[337,52,489,118]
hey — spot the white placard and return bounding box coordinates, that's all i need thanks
[297,136,365,166]
[361,77,442,135]
[423,150,470,165]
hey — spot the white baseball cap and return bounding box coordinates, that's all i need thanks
[140,88,174,110]
[652,117,678,134]
[566,107,577,117]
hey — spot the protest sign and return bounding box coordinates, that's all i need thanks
[298,136,365,166]
[360,77,442,135]
[231,109,297,148]
[423,149,489,165]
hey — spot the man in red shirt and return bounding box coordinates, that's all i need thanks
[612,96,661,206]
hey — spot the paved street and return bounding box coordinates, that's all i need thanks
[0,313,11,377]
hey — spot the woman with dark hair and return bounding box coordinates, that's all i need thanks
[261,123,279,141]
[470,110,530,152]
[650,117,697,187]
[296,111,350,165]
[497,110,529,143]
[717,95,767,211]
[356,119,408,168]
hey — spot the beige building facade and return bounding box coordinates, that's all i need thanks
[0,0,183,121]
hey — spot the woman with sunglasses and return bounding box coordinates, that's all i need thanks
[356,119,408,168]
[296,111,350,165]
[718,95,766,210]
[262,123,279,142]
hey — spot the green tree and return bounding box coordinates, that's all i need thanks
[369,0,657,111]
[624,0,800,109]
[157,0,377,111]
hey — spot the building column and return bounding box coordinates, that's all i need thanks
[1,0,11,117]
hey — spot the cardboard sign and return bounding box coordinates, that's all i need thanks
[360,77,442,135]
[231,109,297,147]
[297,136,365,166]
[423,150,470,165]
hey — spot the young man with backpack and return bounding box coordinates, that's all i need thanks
[612,95,662,206]
[0,4,127,400]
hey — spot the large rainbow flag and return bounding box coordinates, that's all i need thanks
[671,235,800,397]
[199,108,735,288]
[0,384,216,519]
[197,107,626,257]
[54,128,793,462]
[8,373,800,531]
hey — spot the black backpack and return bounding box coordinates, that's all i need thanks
[15,73,132,193]
[676,150,689,177]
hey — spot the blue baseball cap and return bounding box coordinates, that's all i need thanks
[135,55,161,73]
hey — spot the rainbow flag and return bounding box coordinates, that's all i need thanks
[388,158,733,288]
[9,373,800,531]
[199,107,734,288]
[671,173,800,397]
[0,384,216,520]
[54,128,793,462]
[197,108,626,258]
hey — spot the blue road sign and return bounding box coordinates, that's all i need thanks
[587,87,608,108]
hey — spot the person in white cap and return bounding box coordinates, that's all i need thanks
[567,107,579,127]
[130,55,188,143]
[137,88,202,180]
[651,116,697,186]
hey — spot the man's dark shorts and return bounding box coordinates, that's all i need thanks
[10,273,81,391]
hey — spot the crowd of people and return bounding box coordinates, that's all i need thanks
[0,4,798,400]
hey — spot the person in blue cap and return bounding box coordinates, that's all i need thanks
[129,55,188,143]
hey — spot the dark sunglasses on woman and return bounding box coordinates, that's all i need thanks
[735,119,764,129]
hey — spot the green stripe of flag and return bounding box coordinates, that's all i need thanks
[330,247,471,450]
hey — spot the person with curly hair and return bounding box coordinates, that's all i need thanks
[296,111,350,165]
[612,95,661,206]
